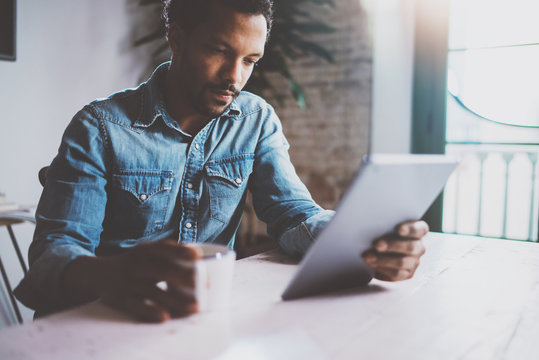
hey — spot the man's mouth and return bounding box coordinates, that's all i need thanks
[210,88,238,103]
[212,89,236,97]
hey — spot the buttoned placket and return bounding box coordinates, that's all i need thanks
[178,122,213,244]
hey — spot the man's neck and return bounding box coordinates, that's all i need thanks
[163,71,210,136]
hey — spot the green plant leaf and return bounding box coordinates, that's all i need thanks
[301,0,335,7]
[293,40,334,63]
[289,77,306,110]
[291,22,335,34]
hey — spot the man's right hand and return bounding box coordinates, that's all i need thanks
[62,238,200,322]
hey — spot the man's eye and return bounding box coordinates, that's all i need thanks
[244,59,258,66]
[213,48,226,54]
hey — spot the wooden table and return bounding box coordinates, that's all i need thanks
[1,233,538,359]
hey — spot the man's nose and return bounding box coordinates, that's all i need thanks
[221,59,243,86]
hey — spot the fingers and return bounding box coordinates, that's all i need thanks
[103,294,171,323]
[131,260,196,288]
[140,239,201,262]
[363,221,428,282]
[364,252,419,271]
[103,283,198,322]
[373,238,426,257]
[374,269,413,282]
[127,240,200,286]
[396,220,429,239]
[363,253,420,282]
[99,240,203,322]
[137,283,198,318]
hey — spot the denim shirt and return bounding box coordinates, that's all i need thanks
[14,62,334,313]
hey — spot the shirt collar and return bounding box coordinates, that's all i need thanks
[133,62,176,130]
[223,100,242,117]
[133,62,243,131]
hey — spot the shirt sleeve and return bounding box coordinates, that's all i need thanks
[248,103,334,257]
[14,105,108,314]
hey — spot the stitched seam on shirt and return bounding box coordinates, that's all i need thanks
[254,104,288,159]
[235,106,263,120]
[115,170,174,177]
[136,85,145,126]
[92,87,152,132]
[300,222,315,241]
[87,105,112,174]
[205,173,243,188]
[205,153,255,165]
[111,173,174,198]
[160,175,173,228]
[119,186,171,199]
[103,118,144,133]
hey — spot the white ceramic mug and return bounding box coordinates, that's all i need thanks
[179,243,236,312]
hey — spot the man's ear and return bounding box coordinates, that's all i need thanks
[167,23,185,56]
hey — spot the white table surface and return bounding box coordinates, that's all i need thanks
[1,232,539,360]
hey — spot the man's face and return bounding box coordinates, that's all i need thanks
[170,3,267,119]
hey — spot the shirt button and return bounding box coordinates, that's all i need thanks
[194,144,200,150]
[187,183,194,189]
[139,194,148,201]
[185,222,192,229]
[235,178,242,184]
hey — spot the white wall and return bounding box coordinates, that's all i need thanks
[370,0,416,154]
[0,0,147,327]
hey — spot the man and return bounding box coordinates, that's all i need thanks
[15,0,428,322]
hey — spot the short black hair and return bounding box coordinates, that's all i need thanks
[163,0,274,38]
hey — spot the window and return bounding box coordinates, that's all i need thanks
[442,0,539,241]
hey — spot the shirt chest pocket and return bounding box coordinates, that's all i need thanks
[109,170,174,237]
[204,155,254,223]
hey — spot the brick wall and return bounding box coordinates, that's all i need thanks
[237,0,373,254]
[266,0,372,209]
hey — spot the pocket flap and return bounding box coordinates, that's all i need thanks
[204,154,254,188]
[112,170,174,203]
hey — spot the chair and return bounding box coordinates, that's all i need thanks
[0,167,45,324]
[38,166,49,187]
[0,218,29,324]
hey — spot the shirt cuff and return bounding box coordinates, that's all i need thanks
[278,210,335,257]
[14,244,94,315]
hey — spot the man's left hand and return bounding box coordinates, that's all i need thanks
[362,220,429,281]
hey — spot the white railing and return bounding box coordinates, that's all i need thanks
[443,143,539,241]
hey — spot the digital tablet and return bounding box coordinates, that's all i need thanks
[281,154,458,300]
